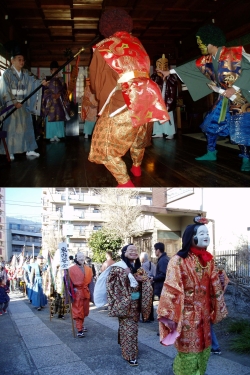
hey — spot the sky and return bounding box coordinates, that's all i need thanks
[5,188,42,222]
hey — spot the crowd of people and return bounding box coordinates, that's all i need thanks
[1,215,229,375]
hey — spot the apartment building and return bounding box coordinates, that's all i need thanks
[42,188,153,257]
[6,218,42,261]
[0,188,6,261]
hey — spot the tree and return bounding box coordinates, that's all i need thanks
[95,188,144,243]
[88,229,122,263]
[42,229,63,257]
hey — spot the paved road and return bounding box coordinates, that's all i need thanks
[1,291,250,375]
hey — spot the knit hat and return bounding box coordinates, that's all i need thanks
[196,24,226,47]
[99,8,133,38]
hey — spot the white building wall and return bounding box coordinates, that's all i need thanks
[167,188,250,253]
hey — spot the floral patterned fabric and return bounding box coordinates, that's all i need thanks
[94,31,169,127]
[88,104,153,184]
[158,254,227,354]
[42,76,69,122]
[107,266,153,360]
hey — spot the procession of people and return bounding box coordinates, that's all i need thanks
[0,214,230,375]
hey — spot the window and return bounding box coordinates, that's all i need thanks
[93,225,102,231]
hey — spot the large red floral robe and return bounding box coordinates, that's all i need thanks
[158,254,228,353]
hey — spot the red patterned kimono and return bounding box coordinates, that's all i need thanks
[88,31,169,185]
[94,31,169,127]
[107,266,153,361]
[158,254,228,375]
[69,264,92,331]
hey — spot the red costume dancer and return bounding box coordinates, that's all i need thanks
[88,8,169,187]
[68,252,92,338]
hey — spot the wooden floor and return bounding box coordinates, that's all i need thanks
[1,133,250,187]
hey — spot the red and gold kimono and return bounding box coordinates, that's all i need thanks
[88,31,169,185]
[158,254,228,374]
[107,266,153,361]
[93,31,169,127]
[158,254,227,350]
[69,264,92,331]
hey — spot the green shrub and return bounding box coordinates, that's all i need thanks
[228,319,250,334]
[229,319,250,354]
[88,229,122,263]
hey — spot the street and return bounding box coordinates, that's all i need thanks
[1,291,250,375]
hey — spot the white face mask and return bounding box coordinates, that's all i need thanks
[193,225,210,248]
[76,254,85,265]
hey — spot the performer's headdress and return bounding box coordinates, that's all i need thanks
[196,24,226,47]
[155,54,169,71]
[177,216,209,259]
[99,8,133,38]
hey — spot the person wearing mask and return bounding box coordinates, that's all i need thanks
[106,244,153,366]
[151,54,178,139]
[157,24,250,172]
[68,252,93,337]
[157,216,228,375]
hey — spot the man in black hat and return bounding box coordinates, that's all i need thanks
[0,41,48,160]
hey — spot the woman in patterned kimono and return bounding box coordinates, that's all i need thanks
[157,217,228,375]
[106,244,153,366]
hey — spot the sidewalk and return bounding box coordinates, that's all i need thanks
[1,292,250,375]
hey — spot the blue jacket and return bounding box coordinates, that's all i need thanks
[153,252,169,297]
[0,285,10,304]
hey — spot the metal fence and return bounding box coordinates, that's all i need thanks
[215,250,250,285]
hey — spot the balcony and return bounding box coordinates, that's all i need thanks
[51,193,101,205]
[72,230,86,238]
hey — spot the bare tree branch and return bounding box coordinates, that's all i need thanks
[94,188,144,243]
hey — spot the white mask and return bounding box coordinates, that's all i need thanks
[193,225,210,248]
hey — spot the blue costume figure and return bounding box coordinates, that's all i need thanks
[30,255,47,311]
[158,24,250,172]
[23,258,33,302]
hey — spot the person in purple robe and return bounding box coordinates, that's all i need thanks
[42,61,69,142]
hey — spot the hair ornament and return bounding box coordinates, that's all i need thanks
[193,216,209,225]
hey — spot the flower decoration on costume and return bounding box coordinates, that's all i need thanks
[193,216,209,225]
